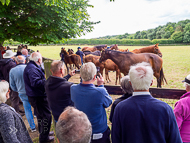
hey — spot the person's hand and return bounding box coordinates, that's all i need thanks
[69,70,76,76]
[97,73,104,86]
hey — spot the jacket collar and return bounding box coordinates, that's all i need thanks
[181,91,190,99]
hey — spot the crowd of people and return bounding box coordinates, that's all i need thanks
[0,45,189,143]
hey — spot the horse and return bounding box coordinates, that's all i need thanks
[99,49,167,88]
[62,49,81,73]
[68,49,74,55]
[83,50,101,56]
[82,44,107,52]
[84,54,121,85]
[110,44,129,52]
[131,44,162,57]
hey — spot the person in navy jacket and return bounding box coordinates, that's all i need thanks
[24,52,54,143]
[111,62,182,143]
[76,47,84,65]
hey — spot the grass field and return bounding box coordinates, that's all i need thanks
[10,45,189,142]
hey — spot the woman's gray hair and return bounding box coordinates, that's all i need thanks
[183,74,190,88]
[120,75,133,94]
[129,62,153,91]
[56,106,92,143]
[0,81,9,104]
[80,62,97,81]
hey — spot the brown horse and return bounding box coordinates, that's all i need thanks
[99,49,167,87]
[82,44,107,52]
[131,44,162,57]
[68,49,74,55]
[110,44,129,52]
[62,49,81,73]
[84,54,121,85]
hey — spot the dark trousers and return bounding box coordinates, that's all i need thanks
[91,127,111,143]
[10,90,20,112]
[28,96,52,142]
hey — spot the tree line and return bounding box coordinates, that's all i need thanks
[97,19,190,44]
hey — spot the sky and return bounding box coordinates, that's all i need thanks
[79,0,190,39]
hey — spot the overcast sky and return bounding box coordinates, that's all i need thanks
[79,0,190,39]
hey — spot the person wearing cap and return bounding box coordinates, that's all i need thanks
[76,47,84,65]
[0,50,24,115]
[60,47,65,62]
[174,74,190,143]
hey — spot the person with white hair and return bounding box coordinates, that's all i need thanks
[9,55,36,132]
[111,62,182,143]
[174,74,190,143]
[109,75,133,123]
[0,80,33,143]
[21,48,30,63]
[56,106,92,143]
[71,62,112,143]
[24,52,54,143]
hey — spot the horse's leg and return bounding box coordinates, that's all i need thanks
[115,70,119,85]
[105,69,109,83]
[65,63,69,74]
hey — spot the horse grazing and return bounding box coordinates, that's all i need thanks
[110,44,129,52]
[84,54,121,85]
[83,50,101,56]
[82,44,107,52]
[99,49,167,88]
[62,49,81,73]
[131,44,162,57]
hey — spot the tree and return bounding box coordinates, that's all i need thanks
[184,23,190,32]
[0,0,98,45]
[183,31,190,43]
[171,31,184,43]
[165,25,174,35]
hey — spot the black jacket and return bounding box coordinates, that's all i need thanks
[0,59,16,81]
[45,74,74,121]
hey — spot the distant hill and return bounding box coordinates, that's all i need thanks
[95,19,190,43]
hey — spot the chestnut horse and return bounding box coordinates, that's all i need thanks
[99,49,167,88]
[62,49,81,73]
[82,44,107,52]
[110,44,129,52]
[84,54,121,85]
[131,44,162,57]
[68,49,74,55]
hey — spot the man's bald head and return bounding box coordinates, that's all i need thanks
[15,55,25,64]
[21,49,28,56]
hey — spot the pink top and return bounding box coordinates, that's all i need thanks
[174,91,190,142]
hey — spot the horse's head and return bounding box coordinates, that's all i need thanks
[154,44,162,57]
[99,49,111,63]
[110,44,118,50]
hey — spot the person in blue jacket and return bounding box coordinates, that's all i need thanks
[76,47,84,65]
[111,62,182,143]
[71,62,112,143]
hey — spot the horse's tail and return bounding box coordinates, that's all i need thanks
[160,67,168,85]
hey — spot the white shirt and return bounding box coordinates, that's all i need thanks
[133,91,151,96]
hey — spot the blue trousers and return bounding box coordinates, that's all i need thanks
[19,94,36,130]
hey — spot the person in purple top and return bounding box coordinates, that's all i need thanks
[174,74,190,143]
[111,62,182,143]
